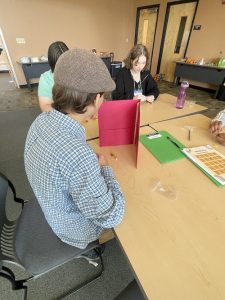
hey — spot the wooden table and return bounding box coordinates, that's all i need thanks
[140,93,206,125]
[88,114,225,300]
[83,94,207,140]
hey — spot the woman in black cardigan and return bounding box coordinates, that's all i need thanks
[112,44,159,103]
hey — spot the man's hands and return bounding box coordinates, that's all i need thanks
[97,153,109,166]
[209,120,225,145]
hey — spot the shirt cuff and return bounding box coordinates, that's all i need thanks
[214,111,225,127]
[101,166,114,178]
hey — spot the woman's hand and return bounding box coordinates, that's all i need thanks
[137,94,146,102]
[146,95,155,104]
[216,133,225,145]
[133,96,139,100]
[209,120,222,135]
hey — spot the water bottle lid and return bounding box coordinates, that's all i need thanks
[181,81,189,88]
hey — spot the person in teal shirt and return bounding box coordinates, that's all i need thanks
[38,41,68,112]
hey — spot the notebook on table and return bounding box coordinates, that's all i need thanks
[139,130,186,164]
[182,145,225,187]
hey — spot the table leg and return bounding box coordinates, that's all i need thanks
[26,78,32,91]
[214,87,220,99]
[171,76,179,87]
[22,64,33,91]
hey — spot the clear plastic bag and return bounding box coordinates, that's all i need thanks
[150,179,178,200]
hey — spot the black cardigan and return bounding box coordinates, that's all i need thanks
[112,67,159,100]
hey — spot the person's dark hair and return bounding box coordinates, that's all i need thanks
[52,84,103,114]
[124,44,149,70]
[48,41,69,72]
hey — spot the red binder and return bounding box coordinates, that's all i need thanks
[98,100,140,165]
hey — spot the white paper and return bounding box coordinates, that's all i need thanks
[182,145,225,185]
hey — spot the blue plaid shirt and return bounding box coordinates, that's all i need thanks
[24,109,125,249]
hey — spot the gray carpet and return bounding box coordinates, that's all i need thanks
[0,107,134,300]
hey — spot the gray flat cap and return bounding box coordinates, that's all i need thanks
[54,48,115,93]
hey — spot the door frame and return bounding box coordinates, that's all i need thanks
[134,4,160,72]
[156,0,199,74]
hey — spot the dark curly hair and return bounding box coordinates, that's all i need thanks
[124,44,149,70]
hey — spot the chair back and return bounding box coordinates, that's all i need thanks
[1,173,103,298]
[0,172,23,263]
[0,173,9,235]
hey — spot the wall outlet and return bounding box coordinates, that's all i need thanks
[125,38,129,43]
[16,38,26,44]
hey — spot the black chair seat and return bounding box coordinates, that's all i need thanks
[15,198,99,275]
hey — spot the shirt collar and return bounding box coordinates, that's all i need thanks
[49,109,86,141]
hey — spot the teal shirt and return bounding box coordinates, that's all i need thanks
[38,69,54,99]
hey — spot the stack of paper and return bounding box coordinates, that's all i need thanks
[182,145,225,187]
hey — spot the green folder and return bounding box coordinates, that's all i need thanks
[140,130,223,187]
[139,131,185,164]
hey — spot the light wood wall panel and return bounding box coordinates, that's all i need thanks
[137,8,158,66]
[135,0,225,88]
[160,2,196,82]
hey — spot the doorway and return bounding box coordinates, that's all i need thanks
[0,26,19,89]
[135,5,159,72]
[157,0,198,82]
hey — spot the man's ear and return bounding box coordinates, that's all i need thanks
[95,94,101,106]
[94,93,101,107]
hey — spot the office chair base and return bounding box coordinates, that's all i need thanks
[0,266,28,299]
[1,254,104,300]
[61,254,104,300]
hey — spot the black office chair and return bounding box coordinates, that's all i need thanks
[0,172,104,299]
[114,280,146,300]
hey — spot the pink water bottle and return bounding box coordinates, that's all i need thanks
[176,81,189,109]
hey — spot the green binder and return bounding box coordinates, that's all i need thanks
[139,131,185,164]
[140,131,223,187]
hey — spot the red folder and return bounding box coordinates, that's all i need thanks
[98,100,140,165]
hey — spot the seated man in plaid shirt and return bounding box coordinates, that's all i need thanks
[24,49,125,250]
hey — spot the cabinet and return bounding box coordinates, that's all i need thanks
[19,61,50,90]
[173,62,225,97]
